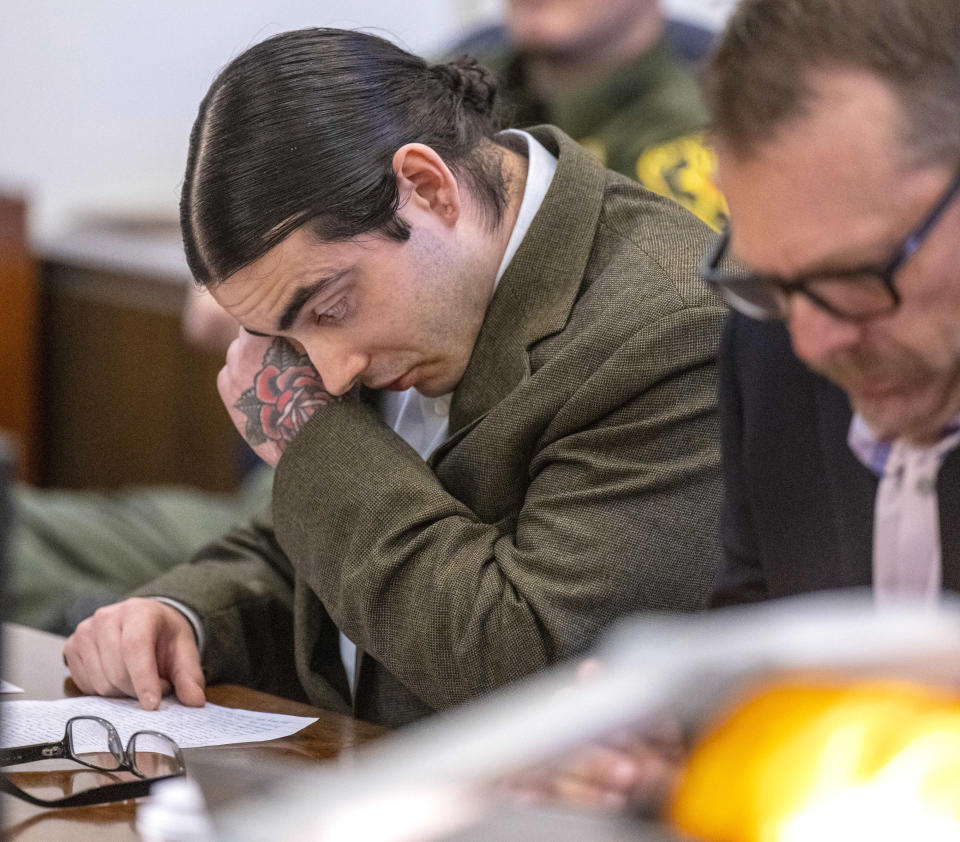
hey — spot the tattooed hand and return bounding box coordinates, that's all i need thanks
[218,332,344,466]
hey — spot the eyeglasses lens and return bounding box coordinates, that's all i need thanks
[804,273,896,318]
[719,279,787,321]
[129,732,182,778]
[68,718,124,771]
[3,719,128,803]
[722,272,896,321]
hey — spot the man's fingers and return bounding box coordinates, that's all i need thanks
[557,744,638,785]
[63,640,97,696]
[168,632,206,707]
[65,616,125,698]
[521,739,682,812]
[122,614,168,710]
[149,603,206,707]
[554,775,629,808]
[63,598,202,709]
[171,667,206,707]
[96,610,140,698]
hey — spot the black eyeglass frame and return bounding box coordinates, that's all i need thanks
[0,715,185,808]
[701,166,960,322]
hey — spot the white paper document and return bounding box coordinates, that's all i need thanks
[0,696,317,749]
[0,680,24,694]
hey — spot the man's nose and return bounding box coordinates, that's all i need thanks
[299,337,367,396]
[787,293,865,366]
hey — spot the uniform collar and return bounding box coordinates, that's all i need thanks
[495,38,685,141]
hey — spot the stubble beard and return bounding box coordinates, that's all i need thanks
[819,349,960,443]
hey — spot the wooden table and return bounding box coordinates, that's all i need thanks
[1,623,386,840]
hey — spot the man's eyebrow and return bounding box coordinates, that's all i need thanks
[790,243,891,279]
[277,272,345,332]
[731,235,888,283]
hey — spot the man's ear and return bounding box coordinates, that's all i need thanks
[392,143,461,226]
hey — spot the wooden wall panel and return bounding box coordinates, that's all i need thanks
[39,262,243,492]
[0,194,40,483]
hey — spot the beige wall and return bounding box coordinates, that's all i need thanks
[0,0,497,245]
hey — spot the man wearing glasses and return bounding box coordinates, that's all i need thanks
[505,0,960,810]
[702,0,960,607]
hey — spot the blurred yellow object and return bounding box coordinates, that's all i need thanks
[668,678,960,842]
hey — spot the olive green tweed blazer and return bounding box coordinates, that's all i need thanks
[139,126,726,727]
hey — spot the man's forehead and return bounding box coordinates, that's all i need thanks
[715,69,920,274]
[718,153,893,277]
[222,227,353,287]
[210,229,348,318]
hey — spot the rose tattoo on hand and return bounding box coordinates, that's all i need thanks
[232,339,333,449]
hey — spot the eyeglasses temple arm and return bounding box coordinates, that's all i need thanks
[700,229,731,284]
[0,740,67,766]
[0,771,182,808]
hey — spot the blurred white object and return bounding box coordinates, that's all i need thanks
[137,777,219,842]
[204,591,960,841]
[663,0,737,31]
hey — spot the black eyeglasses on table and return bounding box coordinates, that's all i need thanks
[701,166,960,322]
[0,715,185,808]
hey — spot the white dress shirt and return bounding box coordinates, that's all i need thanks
[848,414,960,606]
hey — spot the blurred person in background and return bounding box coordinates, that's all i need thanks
[463,0,727,229]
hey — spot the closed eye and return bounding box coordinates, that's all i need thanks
[315,297,350,325]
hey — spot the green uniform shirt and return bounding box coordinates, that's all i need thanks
[482,38,728,230]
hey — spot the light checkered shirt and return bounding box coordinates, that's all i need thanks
[848,415,960,605]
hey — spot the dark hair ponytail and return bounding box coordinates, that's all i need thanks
[181,29,505,286]
[429,56,498,121]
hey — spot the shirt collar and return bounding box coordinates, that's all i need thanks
[492,129,558,287]
[848,413,960,477]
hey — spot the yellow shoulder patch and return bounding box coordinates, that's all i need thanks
[636,133,729,231]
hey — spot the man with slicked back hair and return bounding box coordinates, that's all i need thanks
[65,28,725,727]
[704,0,960,607]
[505,0,960,811]
[13,1,721,638]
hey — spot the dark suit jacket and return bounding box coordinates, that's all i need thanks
[711,312,960,607]
[140,126,726,727]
